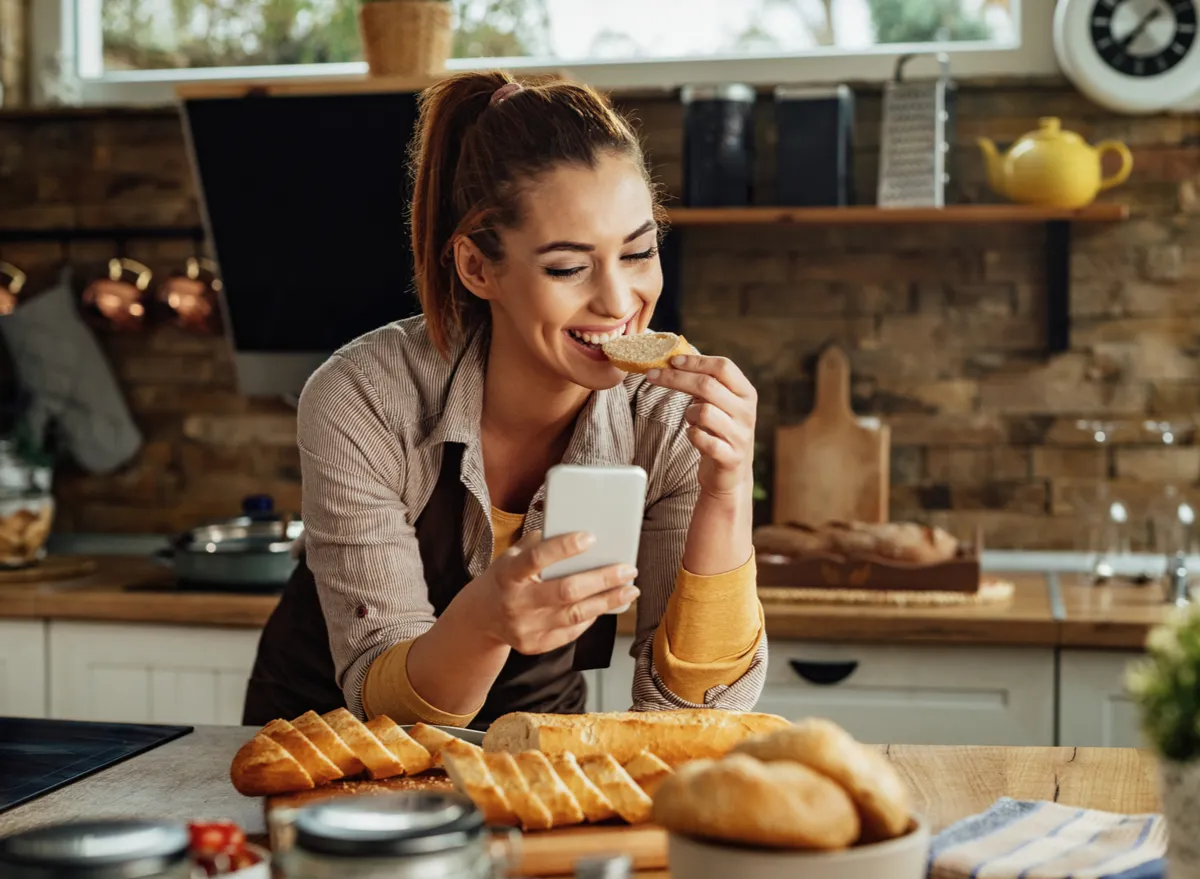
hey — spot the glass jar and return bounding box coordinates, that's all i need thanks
[0,819,193,879]
[277,792,508,879]
[0,438,54,569]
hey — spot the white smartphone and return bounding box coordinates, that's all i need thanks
[540,464,648,614]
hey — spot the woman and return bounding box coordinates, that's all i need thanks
[244,72,767,730]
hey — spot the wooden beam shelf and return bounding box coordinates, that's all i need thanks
[665,204,1130,226]
[663,203,1130,356]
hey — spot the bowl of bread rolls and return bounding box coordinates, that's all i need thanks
[652,718,929,879]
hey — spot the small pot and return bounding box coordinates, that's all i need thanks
[358,0,452,77]
[156,495,303,591]
[1159,758,1200,879]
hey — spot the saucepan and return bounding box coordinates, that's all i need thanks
[155,495,303,591]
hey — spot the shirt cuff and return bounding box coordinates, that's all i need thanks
[653,603,765,705]
[665,551,761,663]
[363,639,483,727]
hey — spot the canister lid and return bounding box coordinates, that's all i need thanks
[0,819,190,879]
[292,792,485,858]
[681,83,756,104]
[774,84,853,101]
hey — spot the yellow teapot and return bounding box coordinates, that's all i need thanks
[977,117,1133,210]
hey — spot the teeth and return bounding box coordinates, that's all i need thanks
[569,326,625,345]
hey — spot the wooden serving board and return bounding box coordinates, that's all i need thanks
[773,345,889,527]
[265,774,669,877]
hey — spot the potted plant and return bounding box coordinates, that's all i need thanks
[1126,607,1200,879]
[358,0,453,78]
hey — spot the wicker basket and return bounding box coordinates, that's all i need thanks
[358,0,453,78]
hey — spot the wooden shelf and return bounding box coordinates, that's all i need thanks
[665,204,1130,226]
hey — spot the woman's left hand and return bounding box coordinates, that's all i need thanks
[647,354,757,500]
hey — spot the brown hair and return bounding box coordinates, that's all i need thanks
[409,71,660,357]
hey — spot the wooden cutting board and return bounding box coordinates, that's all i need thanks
[773,345,889,527]
[265,774,668,877]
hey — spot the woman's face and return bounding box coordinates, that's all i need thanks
[460,151,662,391]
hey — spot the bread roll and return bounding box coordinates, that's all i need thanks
[602,332,692,374]
[483,710,791,766]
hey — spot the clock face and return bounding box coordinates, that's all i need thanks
[1090,0,1198,76]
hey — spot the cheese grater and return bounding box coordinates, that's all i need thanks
[877,53,955,208]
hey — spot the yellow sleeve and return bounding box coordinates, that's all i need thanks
[362,639,482,727]
[652,552,764,705]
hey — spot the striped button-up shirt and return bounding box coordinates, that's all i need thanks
[296,315,768,719]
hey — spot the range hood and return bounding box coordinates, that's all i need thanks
[180,90,424,398]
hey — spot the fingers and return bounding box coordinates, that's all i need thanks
[556,584,640,629]
[685,401,744,446]
[650,353,757,401]
[647,364,746,417]
[552,563,638,605]
[689,425,740,468]
[505,530,594,582]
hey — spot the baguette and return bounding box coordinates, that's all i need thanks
[365,715,434,776]
[261,719,344,787]
[323,708,404,780]
[515,751,585,827]
[483,710,791,766]
[292,710,364,777]
[578,754,653,825]
[440,739,519,826]
[550,752,616,823]
[601,332,692,374]
[483,752,554,831]
[230,733,314,797]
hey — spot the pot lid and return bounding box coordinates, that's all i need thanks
[292,792,484,858]
[176,494,303,554]
[0,819,189,879]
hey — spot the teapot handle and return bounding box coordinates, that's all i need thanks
[1096,141,1134,192]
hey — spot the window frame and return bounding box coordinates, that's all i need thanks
[32,0,1060,106]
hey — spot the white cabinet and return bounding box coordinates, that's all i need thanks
[0,620,47,718]
[1058,649,1143,748]
[48,622,260,725]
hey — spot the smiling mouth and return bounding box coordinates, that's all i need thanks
[565,321,632,351]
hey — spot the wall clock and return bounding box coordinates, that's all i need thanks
[1054,0,1200,113]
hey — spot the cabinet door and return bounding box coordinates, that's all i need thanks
[49,622,261,725]
[759,642,1056,746]
[1058,649,1143,748]
[0,620,47,718]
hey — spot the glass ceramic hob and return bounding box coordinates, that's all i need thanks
[0,717,192,813]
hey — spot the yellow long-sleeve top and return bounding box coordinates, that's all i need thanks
[361,506,762,725]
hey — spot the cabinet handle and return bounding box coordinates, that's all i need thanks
[789,659,858,686]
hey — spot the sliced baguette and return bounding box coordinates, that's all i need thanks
[322,708,404,780]
[292,710,364,777]
[550,752,616,824]
[365,715,434,776]
[515,751,585,827]
[230,733,314,797]
[409,723,462,767]
[440,739,519,826]
[601,332,691,374]
[578,754,653,825]
[622,750,673,798]
[483,752,554,831]
[261,718,344,787]
[483,709,791,766]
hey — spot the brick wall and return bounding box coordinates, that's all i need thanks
[1,81,1198,547]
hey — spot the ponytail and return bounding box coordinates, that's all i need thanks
[408,71,652,358]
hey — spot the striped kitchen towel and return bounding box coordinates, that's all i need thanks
[927,798,1166,879]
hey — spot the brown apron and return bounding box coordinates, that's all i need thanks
[243,442,615,730]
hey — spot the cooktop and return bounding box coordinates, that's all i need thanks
[0,717,192,813]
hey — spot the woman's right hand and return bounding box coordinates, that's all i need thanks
[469,530,639,655]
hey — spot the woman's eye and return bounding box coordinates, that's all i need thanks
[622,247,658,263]
[544,266,586,278]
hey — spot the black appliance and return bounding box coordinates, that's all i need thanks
[680,84,757,207]
[774,85,856,207]
[0,717,192,814]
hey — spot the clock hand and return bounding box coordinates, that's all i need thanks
[1117,5,1164,50]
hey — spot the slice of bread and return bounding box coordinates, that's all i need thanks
[550,752,616,824]
[409,723,462,767]
[292,710,365,777]
[230,733,314,797]
[261,718,344,786]
[321,708,404,780]
[440,739,519,826]
[622,750,673,798]
[602,332,691,374]
[515,751,585,827]
[578,754,653,825]
[484,752,554,831]
[365,715,434,775]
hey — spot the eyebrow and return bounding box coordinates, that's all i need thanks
[534,219,657,255]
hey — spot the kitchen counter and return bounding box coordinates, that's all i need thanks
[0,557,1174,648]
[0,725,1161,873]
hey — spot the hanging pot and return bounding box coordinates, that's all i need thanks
[82,257,151,331]
[0,260,26,316]
[157,256,222,333]
[155,495,304,591]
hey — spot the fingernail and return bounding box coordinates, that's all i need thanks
[619,565,638,580]
[646,369,660,381]
[671,355,686,366]
[576,532,596,549]
[622,586,641,602]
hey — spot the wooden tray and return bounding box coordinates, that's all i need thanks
[265,773,668,877]
[757,527,983,594]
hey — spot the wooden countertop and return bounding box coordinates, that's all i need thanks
[0,725,1161,873]
[0,557,1173,649]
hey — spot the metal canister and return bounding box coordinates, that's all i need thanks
[278,792,504,879]
[0,819,193,879]
[681,84,757,207]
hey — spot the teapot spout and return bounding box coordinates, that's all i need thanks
[976,137,1006,198]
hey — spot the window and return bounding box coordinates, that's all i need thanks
[33,0,1057,106]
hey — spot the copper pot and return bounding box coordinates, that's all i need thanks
[82,258,151,330]
[0,261,26,316]
[157,257,221,333]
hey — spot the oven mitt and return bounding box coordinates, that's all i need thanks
[0,267,142,474]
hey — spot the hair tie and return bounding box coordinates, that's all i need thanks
[490,82,523,107]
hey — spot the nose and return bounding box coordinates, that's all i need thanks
[592,260,636,320]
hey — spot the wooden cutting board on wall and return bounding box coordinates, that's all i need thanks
[773,345,890,526]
